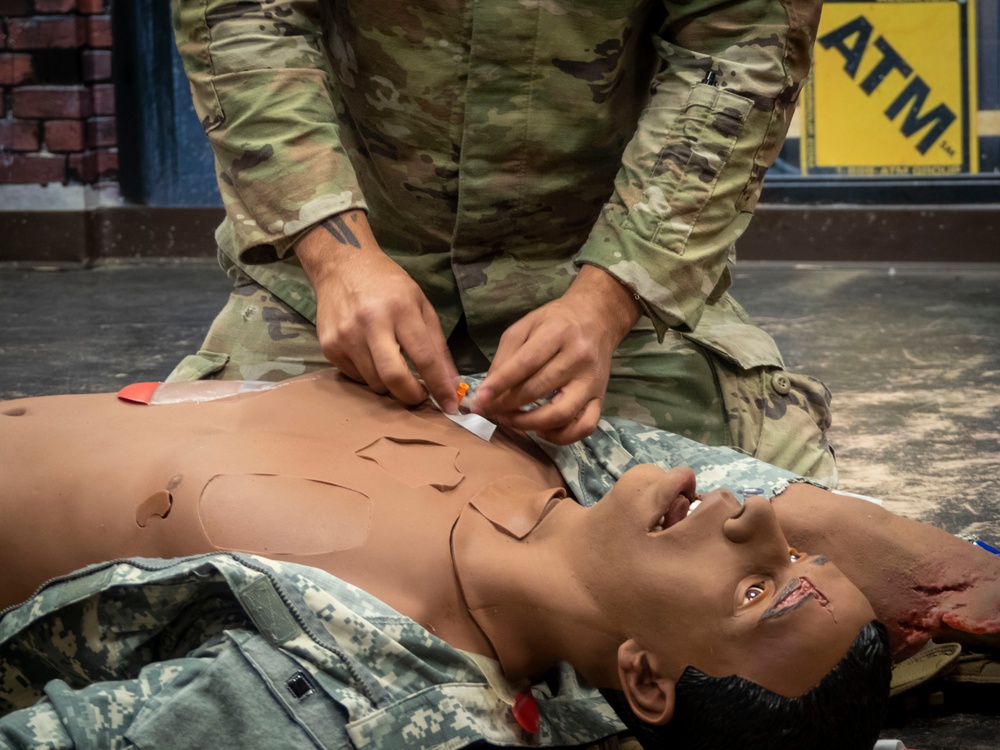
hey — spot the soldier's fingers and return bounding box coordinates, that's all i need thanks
[316,301,384,394]
[480,351,580,414]
[369,330,426,405]
[490,319,533,375]
[327,351,388,395]
[334,338,390,396]
[495,381,593,435]
[397,305,459,412]
[329,357,364,385]
[477,330,562,412]
[475,319,536,405]
[534,397,603,445]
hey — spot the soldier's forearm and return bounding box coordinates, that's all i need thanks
[297,211,383,283]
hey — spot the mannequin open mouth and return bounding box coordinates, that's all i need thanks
[647,492,701,534]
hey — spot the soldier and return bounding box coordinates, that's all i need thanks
[170,0,836,482]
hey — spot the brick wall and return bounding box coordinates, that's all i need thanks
[0,0,116,186]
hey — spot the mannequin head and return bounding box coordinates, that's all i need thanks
[602,620,891,750]
[574,465,888,737]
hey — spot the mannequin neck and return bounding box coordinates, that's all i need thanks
[450,491,622,687]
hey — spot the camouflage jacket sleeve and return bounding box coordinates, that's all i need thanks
[536,415,810,508]
[172,0,366,260]
[575,0,824,337]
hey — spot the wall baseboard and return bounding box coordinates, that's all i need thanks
[0,206,225,265]
[1,204,996,265]
[739,205,999,263]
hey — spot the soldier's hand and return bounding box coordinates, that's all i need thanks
[473,265,641,444]
[297,211,459,412]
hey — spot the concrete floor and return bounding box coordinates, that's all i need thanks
[1,260,999,748]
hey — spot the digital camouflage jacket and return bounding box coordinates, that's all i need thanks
[173,0,823,350]
[0,552,629,749]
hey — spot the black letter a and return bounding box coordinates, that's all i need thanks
[819,16,873,78]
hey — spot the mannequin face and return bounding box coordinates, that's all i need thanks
[586,465,876,700]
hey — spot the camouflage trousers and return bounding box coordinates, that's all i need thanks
[168,275,837,484]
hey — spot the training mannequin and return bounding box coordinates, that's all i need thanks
[0,372,996,748]
[1,372,996,657]
[1,371,871,683]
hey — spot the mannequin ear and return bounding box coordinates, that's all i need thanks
[617,639,677,726]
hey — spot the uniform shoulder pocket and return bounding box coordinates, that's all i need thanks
[625,84,754,254]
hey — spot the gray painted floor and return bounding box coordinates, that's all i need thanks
[1,260,998,748]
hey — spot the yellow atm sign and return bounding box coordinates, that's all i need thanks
[803,0,977,175]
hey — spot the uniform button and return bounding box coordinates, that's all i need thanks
[771,372,791,395]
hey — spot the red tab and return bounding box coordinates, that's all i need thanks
[117,382,161,405]
[512,691,539,733]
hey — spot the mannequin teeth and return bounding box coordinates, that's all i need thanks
[650,493,700,533]
[649,513,668,533]
[651,495,699,533]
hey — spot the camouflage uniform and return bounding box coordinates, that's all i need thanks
[171,0,836,482]
[0,555,624,749]
[546,413,809,508]
[0,423,805,749]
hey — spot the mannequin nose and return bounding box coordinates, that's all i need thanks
[722,495,786,549]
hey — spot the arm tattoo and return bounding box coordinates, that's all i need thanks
[321,216,362,249]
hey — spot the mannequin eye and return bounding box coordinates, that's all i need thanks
[743,583,766,603]
[789,548,804,562]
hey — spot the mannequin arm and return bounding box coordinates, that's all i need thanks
[773,484,1000,658]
